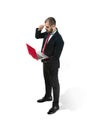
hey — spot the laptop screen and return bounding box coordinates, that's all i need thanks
[26,44,38,60]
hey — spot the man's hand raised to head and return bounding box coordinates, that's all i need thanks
[38,25,44,31]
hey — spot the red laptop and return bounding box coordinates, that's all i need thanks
[26,44,48,60]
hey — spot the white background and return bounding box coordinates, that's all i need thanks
[0,0,87,130]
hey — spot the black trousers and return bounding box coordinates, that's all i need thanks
[43,61,60,106]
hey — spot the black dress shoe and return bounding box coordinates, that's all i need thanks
[37,96,52,103]
[47,105,59,114]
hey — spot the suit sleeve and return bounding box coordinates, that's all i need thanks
[53,38,64,59]
[35,28,46,39]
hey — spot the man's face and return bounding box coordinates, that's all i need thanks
[45,21,54,33]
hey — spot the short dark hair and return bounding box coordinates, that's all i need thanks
[45,17,56,26]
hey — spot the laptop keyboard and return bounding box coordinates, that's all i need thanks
[37,54,43,59]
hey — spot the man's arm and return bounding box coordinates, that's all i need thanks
[51,38,64,60]
[35,25,46,39]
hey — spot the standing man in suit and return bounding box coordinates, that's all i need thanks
[35,17,64,114]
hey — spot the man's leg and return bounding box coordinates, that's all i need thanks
[37,63,52,103]
[47,62,60,114]
[50,68,60,106]
[52,72,60,107]
[43,63,52,97]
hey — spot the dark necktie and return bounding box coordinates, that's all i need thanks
[42,34,50,53]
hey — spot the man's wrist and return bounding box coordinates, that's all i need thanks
[38,28,42,31]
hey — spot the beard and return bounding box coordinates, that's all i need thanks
[46,28,53,33]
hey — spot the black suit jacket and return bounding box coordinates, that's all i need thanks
[35,28,64,67]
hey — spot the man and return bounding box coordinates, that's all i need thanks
[35,17,64,114]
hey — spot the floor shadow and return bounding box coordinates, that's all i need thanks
[60,87,87,111]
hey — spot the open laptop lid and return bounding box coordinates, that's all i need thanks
[26,44,38,60]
